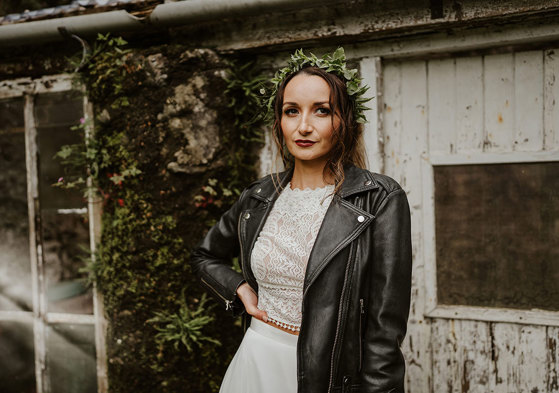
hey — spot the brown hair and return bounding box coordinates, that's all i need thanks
[272,66,366,194]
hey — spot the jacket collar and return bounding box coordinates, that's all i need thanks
[249,164,379,203]
[242,164,378,295]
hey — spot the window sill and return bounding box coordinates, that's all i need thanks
[425,305,559,327]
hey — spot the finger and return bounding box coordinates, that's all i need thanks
[246,306,267,322]
[254,309,268,323]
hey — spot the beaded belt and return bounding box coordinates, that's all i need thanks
[268,316,300,332]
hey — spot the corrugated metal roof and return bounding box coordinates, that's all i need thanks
[0,0,163,25]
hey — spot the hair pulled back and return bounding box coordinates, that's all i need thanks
[272,66,366,194]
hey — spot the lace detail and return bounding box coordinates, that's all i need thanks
[251,182,334,330]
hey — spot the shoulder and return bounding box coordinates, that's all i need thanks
[344,165,403,195]
[369,171,404,195]
[236,170,289,204]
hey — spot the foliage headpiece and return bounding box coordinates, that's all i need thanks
[264,47,371,124]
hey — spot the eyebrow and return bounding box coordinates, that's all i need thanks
[282,101,330,106]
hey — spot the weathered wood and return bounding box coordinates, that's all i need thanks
[382,61,402,180]
[427,58,456,154]
[24,92,45,393]
[427,305,559,327]
[432,318,462,393]
[483,53,515,152]
[382,59,431,393]
[455,56,484,153]
[360,56,384,173]
[492,324,548,393]
[382,48,559,393]
[514,51,544,151]
[459,320,493,393]
[428,150,559,165]
[548,326,559,393]
[544,49,559,151]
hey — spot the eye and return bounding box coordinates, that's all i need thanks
[284,108,299,116]
[316,107,331,116]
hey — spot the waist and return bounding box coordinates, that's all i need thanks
[250,317,299,344]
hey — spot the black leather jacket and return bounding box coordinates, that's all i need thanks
[190,165,412,393]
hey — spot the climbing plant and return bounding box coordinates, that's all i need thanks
[56,34,265,392]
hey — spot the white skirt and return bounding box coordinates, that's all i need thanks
[219,317,298,393]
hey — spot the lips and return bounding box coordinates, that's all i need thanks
[295,139,316,147]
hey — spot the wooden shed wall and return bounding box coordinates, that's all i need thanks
[375,49,559,392]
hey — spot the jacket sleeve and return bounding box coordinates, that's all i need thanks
[360,188,412,392]
[189,189,249,317]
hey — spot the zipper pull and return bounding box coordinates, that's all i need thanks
[359,298,364,314]
[225,300,233,311]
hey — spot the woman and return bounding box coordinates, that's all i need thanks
[190,48,412,393]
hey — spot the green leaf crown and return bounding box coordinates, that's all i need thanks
[263,47,372,124]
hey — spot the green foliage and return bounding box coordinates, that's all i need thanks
[218,59,266,195]
[54,34,262,393]
[263,47,372,124]
[148,293,221,352]
[69,33,133,108]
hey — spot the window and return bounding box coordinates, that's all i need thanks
[434,162,559,311]
[0,76,104,393]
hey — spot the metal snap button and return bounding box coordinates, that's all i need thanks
[244,212,250,220]
[357,215,365,223]
[364,180,372,186]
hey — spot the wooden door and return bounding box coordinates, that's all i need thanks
[374,49,559,392]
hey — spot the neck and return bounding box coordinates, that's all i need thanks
[290,159,334,190]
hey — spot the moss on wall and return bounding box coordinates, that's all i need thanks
[71,37,263,392]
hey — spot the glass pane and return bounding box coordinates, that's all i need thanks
[43,211,92,314]
[0,320,36,393]
[35,91,85,211]
[435,162,559,311]
[0,97,33,312]
[46,323,97,393]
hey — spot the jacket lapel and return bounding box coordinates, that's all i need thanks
[240,165,379,294]
[303,196,374,294]
[303,165,379,293]
[239,171,291,290]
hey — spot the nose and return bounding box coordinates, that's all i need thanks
[298,112,313,135]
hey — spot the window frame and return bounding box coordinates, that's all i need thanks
[0,74,107,393]
[421,150,559,327]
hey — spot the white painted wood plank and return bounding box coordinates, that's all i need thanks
[492,323,520,393]
[382,61,402,179]
[427,58,456,154]
[432,319,462,392]
[431,319,493,392]
[514,51,544,151]
[483,53,515,152]
[460,320,493,393]
[517,326,548,392]
[398,60,430,393]
[360,56,384,173]
[492,323,548,393]
[548,327,559,393]
[427,304,559,327]
[429,150,559,165]
[455,56,483,153]
[400,60,428,198]
[544,49,559,151]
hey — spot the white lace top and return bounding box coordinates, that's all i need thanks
[251,182,335,331]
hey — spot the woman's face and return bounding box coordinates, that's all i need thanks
[280,73,339,168]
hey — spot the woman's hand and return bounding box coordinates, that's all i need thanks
[236,282,268,322]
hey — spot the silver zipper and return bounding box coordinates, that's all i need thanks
[327,242,356,393]
[237,212,245,280]
[327,196,362,393]
[201,276,233,310]
[359,298,364,372]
